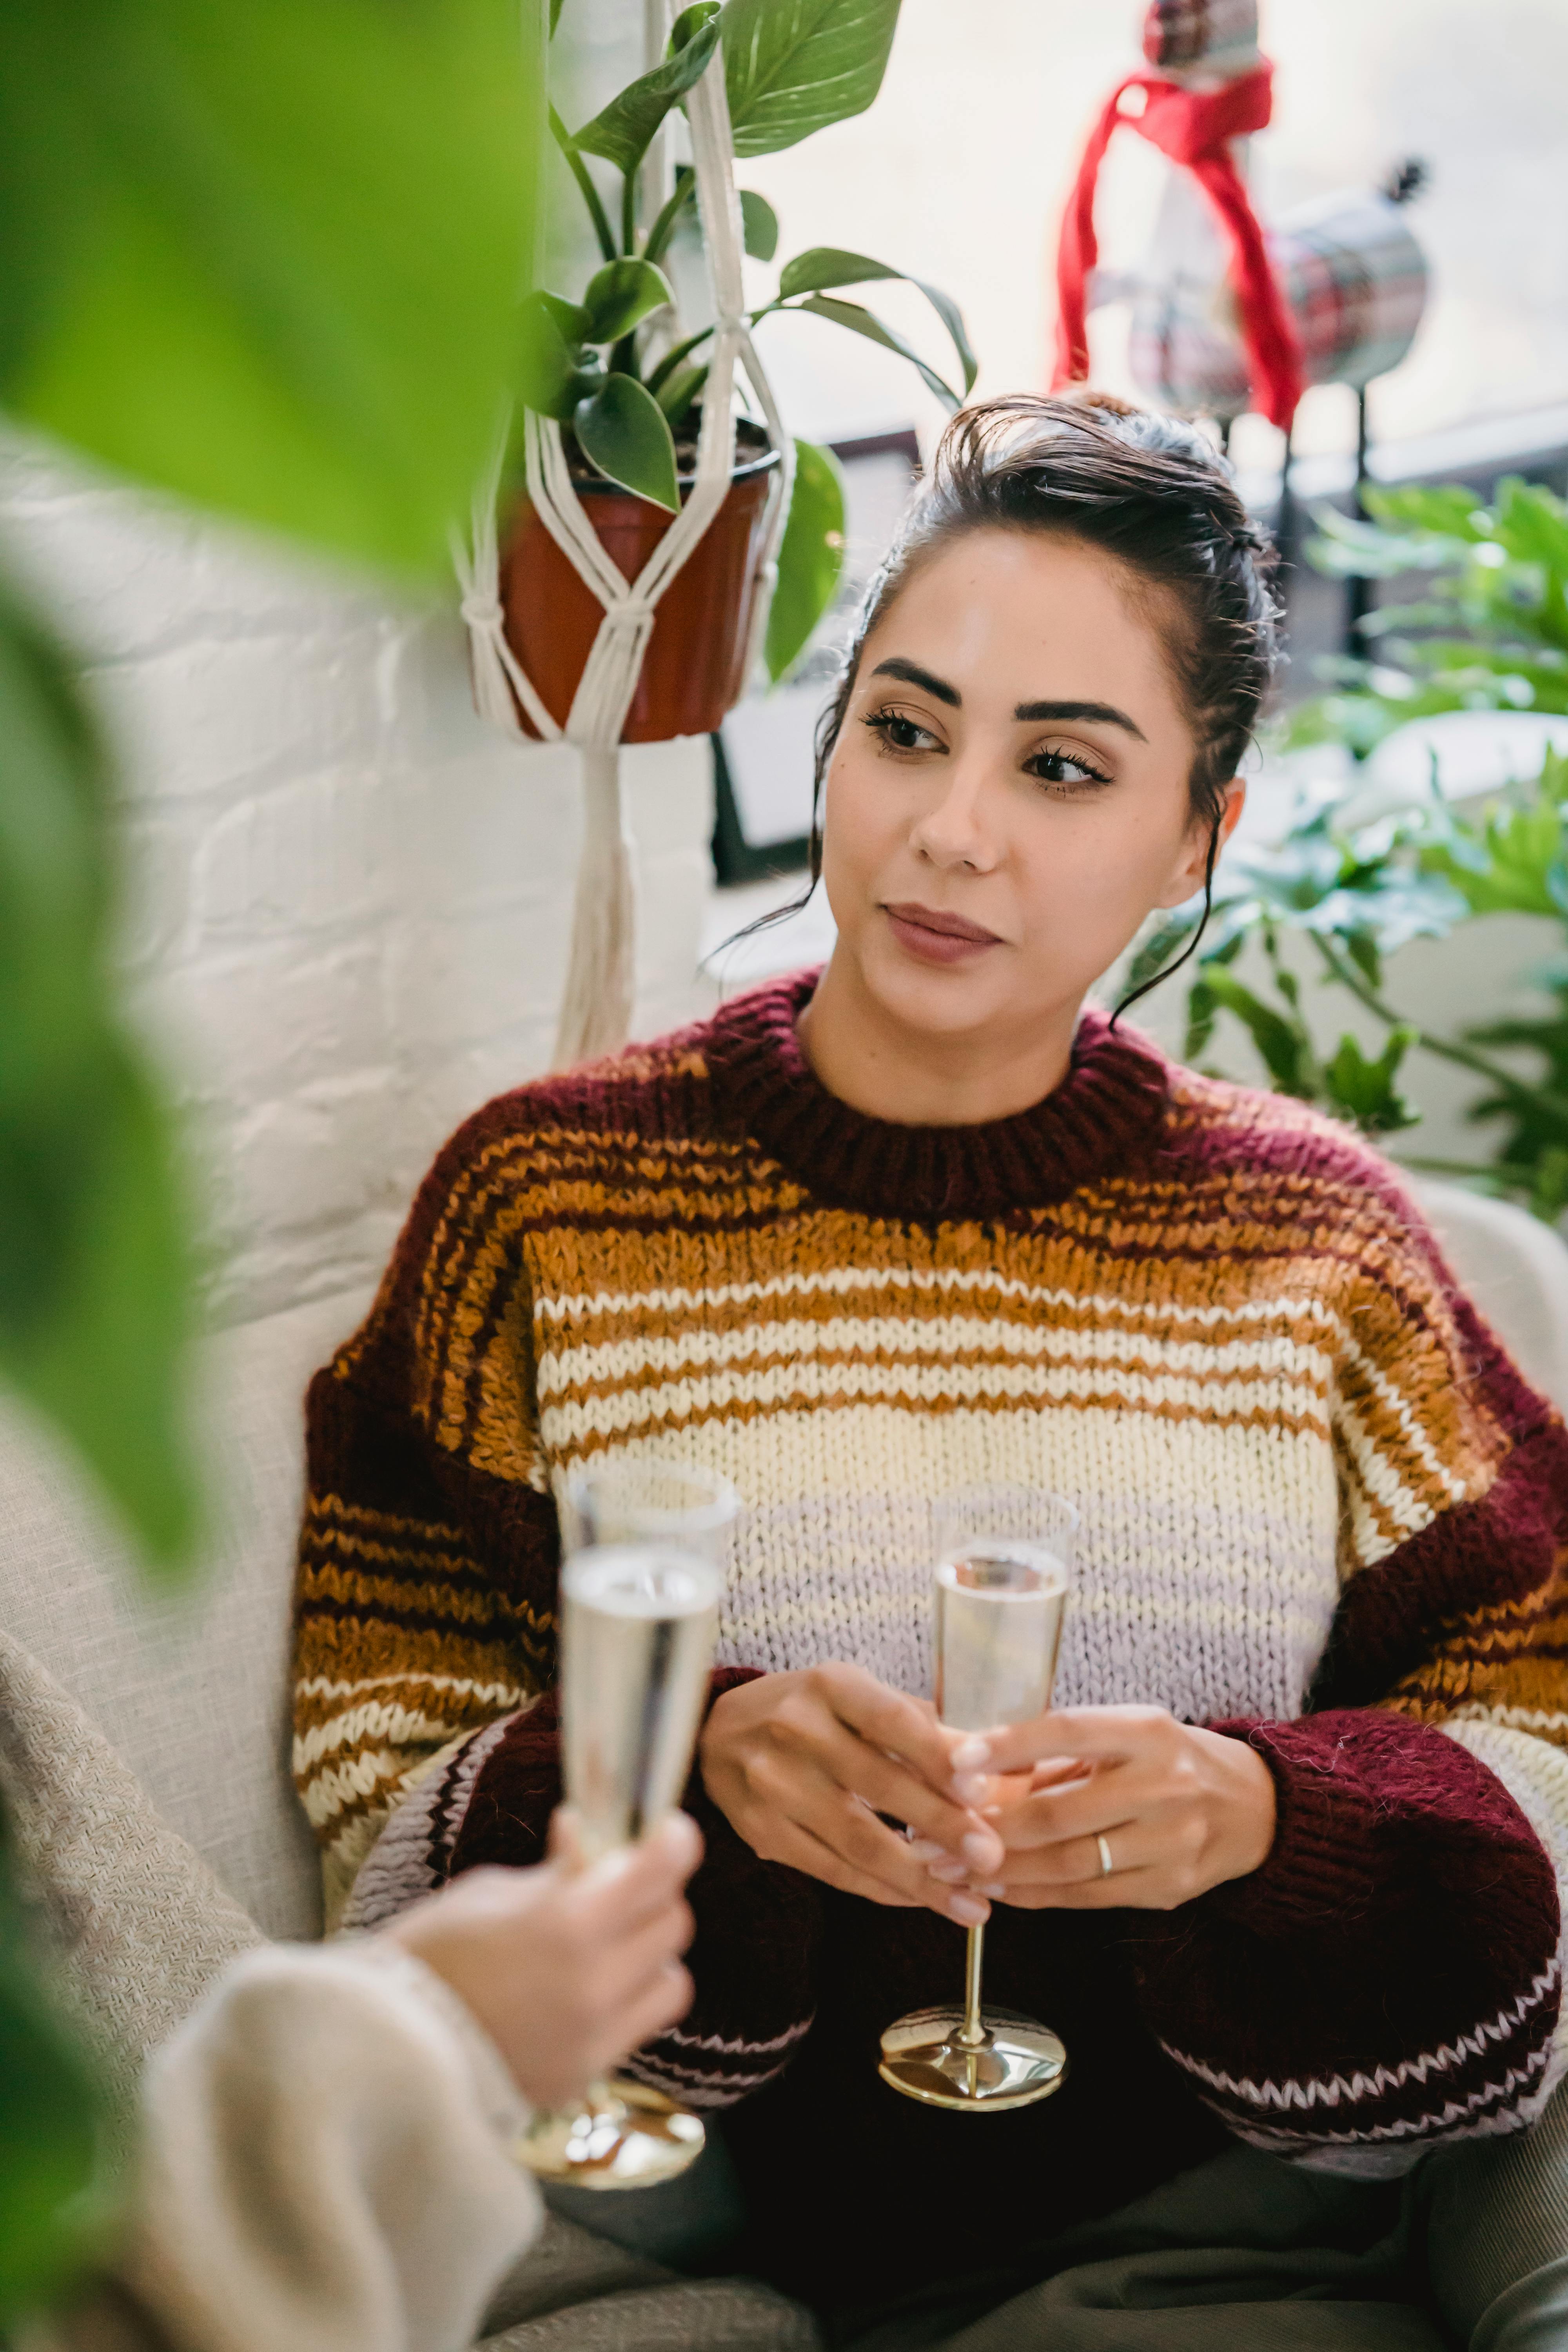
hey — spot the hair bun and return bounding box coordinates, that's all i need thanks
[1055,386,1142,419]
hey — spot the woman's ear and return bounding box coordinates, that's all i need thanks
[1155,780,1246,909]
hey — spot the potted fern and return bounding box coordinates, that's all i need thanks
[506,0,975,740]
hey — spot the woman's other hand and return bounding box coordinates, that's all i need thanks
[964,1706,1277,1909]
[385,1808,701,2108]
[699,1663,1003,1925]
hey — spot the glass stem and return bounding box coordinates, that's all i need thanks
[957,1921,987,2048]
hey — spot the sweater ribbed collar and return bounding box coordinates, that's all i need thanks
[703,968,1172,1221]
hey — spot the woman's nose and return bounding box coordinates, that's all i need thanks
[911,767,1000,872]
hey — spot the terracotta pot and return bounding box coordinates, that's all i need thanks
[499,439,780,744]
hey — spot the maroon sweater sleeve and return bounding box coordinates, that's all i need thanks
[1123,1404,1568,2171]
[448,1666,825,2107]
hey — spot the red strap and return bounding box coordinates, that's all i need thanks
[1051,62,1305,432]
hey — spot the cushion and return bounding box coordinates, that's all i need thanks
[0,1630,260,2118]
[1411,1178,1568,1414]
[0,1283,374,1940]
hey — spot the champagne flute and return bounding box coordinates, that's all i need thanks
[879,1487,1078,2113]
[519,1457,737,2189]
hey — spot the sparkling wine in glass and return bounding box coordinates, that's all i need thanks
[519,1456,736,2189]
[879,1487,1077,2113]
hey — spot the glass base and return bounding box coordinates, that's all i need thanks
[878,2005,1068,2112]
[519,2076,706,2187]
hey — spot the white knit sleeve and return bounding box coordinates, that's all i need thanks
[120,1940,541,2352]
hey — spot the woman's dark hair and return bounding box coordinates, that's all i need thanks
[743,390,1281,1021]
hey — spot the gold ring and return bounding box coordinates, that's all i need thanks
[1097,1833,1114,1878]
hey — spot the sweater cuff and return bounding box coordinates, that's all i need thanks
[1204,1715,1386,1935]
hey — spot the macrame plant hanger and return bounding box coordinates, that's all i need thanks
[455,7,792,1070]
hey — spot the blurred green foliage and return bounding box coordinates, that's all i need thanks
[1138,747,1568,1219]
[1290,477,1568,759]
[0,0,540,2327]
[0,0,534,575]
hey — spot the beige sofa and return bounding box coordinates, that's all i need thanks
[3,1179,1567,2347]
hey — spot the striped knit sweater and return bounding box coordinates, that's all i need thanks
[294,969,1568,2303]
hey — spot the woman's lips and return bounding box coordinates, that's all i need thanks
[882,901,1004,966]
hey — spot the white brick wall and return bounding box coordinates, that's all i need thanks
[0,431,715,1329]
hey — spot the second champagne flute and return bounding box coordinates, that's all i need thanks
[879,1486,1078,2113]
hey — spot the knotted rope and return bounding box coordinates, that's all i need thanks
[457,30,793,1068]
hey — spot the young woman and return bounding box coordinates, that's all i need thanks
[292,395,1568,2345]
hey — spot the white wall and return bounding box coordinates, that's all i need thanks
[0,432,714,1330]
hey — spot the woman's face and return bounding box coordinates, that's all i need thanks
[820,527,1243,1046]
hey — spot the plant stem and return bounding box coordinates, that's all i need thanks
[642,177,694,268]
[549,105,616,263]
[620,167,637,260]
[1310,935,1568,1120]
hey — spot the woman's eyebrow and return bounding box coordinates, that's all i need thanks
[1014,697,1148,742]
[869,656,960,707]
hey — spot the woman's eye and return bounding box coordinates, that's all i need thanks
[1027,748,1110,790]
[864,710,939,755]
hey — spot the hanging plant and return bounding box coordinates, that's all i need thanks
[503,0,976,739]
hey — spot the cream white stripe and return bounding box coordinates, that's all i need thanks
[296,1673,532,1707]
[294,1702,468,1775]
[538,1315,1333,1396]
[538,1359,1331,1445]
[1232,2057,1551,2147]
[301,1749,410,1828]
[1162,1962,1558,2114]
[1343,1334,1472,1507]
[535,1262,1353,1339]
[1449,1704,1568,1736]
[1335,1397,1432,1539]
[659,2019,811,2057]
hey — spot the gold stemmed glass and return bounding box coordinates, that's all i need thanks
[518,1457,738,2189]
[879,1487,1078,2114]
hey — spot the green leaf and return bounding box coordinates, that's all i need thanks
[579,257,674,347]
[1323,1027,1421,1135]
[1125,911,1199,998]
[0,1838,114,2323]
[741,188,780,262]
[1345,929,1383,989]
[722,0,902,158]
[574,373,680,511]
[1203,968,1318,1100]
[0,584,197,1572]
[539,290,590,345]
[1184,978,1219,1064]
[655,361,708,424]
[517,290,581,420]
[572,12,721,177]
[766,438,846,682]
[1363,483,1492,541]
[550,0,567,29]
[0,0,540,578]
[671,2,723,45]
[1423,797,1568,918]
[778,246,976,391]
[793,292,960,410]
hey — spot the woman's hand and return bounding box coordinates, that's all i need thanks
[699,1664,1004,1925]
[386,1808,701,2109]
[965,1706,1277,1910]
